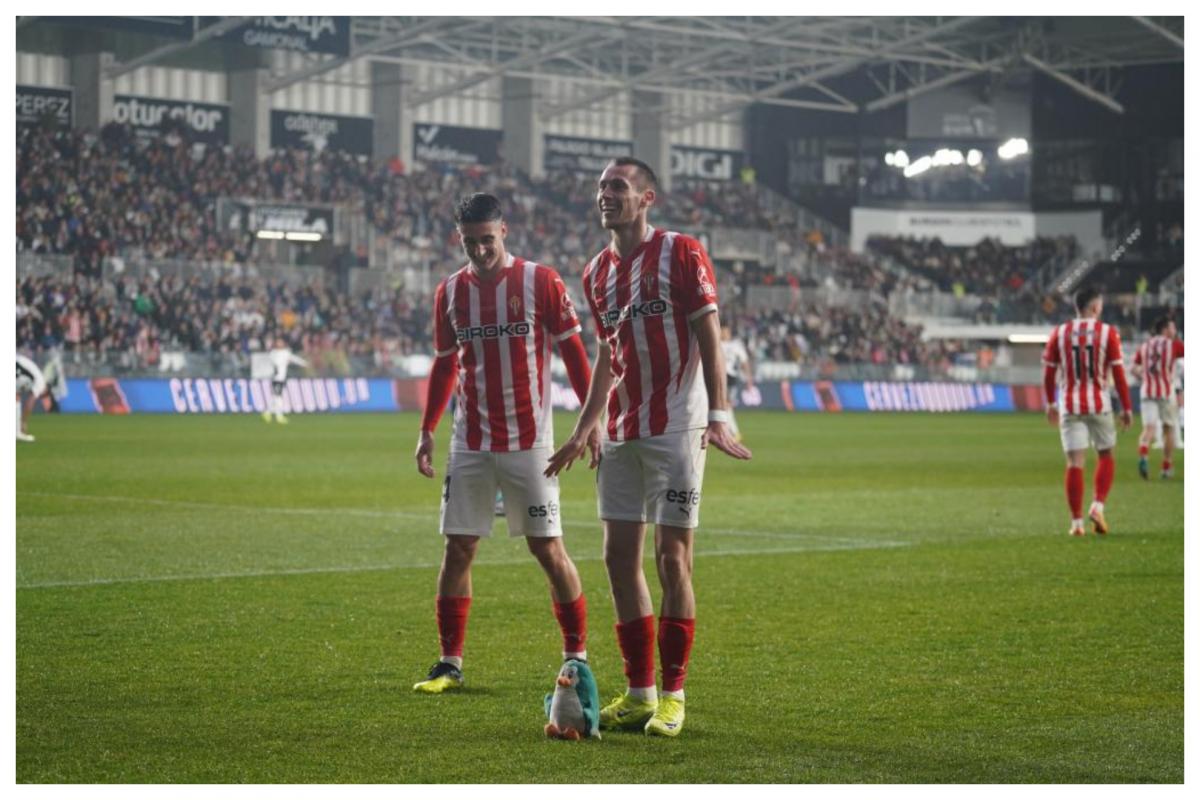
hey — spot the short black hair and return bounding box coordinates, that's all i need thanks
[608,157,659,191]
[454,193,503,225]
[1153,316,1173,334]
[1073,286,1100,313]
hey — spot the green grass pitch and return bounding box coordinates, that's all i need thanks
[15,412,1183,782]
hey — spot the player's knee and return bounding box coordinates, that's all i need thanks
[603,543,640,577]
[444,535,479,567]
[656,549,692,585]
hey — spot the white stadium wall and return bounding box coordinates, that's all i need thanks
[113,66,227,104]
[268,52,371,116]
[16,52,69,87]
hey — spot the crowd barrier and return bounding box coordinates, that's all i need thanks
[52,377,1065,414]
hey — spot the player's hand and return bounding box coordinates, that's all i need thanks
[415,431,435,478]
[586,427,601,469]
[703,421,752,460]
[1120,410,1133,431]
[1046,406,1060,427]
[545,430,590,477]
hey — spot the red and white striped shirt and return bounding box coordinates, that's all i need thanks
[1042,318,1125,414]
[1133,335,1184,400]
[582,226,718,441]
[433,255,582,452]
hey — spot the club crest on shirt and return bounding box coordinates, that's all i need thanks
[509,296,522,318]
[642,273,658,295]
[560,292,577,322]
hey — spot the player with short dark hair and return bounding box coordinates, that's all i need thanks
[1131,316,1184,479]
[413,192,595,693]
[1042,287,1132,536]
[546,159,752,737]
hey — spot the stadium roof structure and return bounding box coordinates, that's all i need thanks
[22,16,1185,121]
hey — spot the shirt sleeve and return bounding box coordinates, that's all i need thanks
[432,281,457,357]
[542,268,583,342]
[582,267,606,336]
[677,236,719,321]
[1132,346,1143,366]
[1041,329,1060,367]
[1107,327,1124,366]
[1174,340,1185,358]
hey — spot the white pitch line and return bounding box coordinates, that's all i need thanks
[16,539,911,590]
[20,491,904,547]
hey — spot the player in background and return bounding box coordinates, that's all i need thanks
[1175,356,1184,448]
[1042,287,1132,536]
[263,338,308,424]
[413,193,595,694]
[1131,317,1184,479]
[720,323,753,441]
[546,158,752,737]
[16,353,47,442]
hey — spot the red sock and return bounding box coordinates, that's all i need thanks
[1094,454,1114,503]
[1162,459,1172,472]
[658,616,696,693]
[436,595,471,659]
[615,615,656,689]
[1138,444,1149,457]
[552,594,587,657]
[1065,466,1084,519]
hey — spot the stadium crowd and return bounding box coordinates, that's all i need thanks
[20,121,1158,379]
[16,271,431,375]
[17,123,812,280]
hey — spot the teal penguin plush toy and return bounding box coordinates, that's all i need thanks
[544,659,601,740]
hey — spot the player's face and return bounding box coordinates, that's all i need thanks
[1165,321,1177,339]
[597,164,654,229]
[458,220,508,272]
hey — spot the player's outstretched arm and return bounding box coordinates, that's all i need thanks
[693,311,752,460]
[546,344,612,477]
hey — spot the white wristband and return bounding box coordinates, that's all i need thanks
[707,409,731,424]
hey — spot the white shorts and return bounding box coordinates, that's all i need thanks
[1059,412,1117,453]
[597,429,708,529]
[440,447,562,538]
[1141,397,1180,429]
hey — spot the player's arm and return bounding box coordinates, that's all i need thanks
[557,333,592,406]
[693,311,751,459]
[416,352,458,478]
[1041,334,1060,427]
[545,342,611,477]
[289,352,309,369]
[1109,328,1133,430]
[1130,348,1143,382]
[416,282,458,478]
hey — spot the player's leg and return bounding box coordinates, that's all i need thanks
[17,392,35,442]
[596,439,658,728]
[272,383,286,423]
[1086,414,1118,535]
[643,429,706,737]
[1060,415,1089,535]
[1160,398,1178,477]
[500,448,588,662]
[600,518,658,728]
[415,450,493,693]
[1138,401,1159,479]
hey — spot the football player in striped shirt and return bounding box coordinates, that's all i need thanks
[546,157,752,737]
[412,193,595,694]
[1041,287,1133,536]
[1131,317,1184,479]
